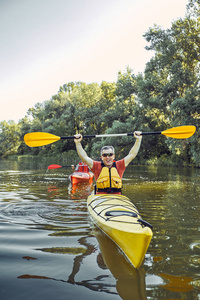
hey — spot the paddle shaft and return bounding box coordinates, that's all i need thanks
[60,132,161,140]
[54,165,74,167]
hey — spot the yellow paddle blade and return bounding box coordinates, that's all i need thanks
[161,125,196,139]
[24,132,60,147]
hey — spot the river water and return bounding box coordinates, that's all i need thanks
[0,158,200,300]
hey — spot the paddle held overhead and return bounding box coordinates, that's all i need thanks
[24,125,196,148]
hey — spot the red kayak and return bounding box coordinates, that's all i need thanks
[69,162,94,185]
[69,171,94,185]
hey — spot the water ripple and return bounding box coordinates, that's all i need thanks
[0,199,89,233]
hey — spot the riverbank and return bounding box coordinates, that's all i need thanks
[4,151,198,169]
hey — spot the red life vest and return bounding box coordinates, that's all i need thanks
[78,162,89,172]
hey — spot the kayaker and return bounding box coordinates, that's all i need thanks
[74,131,142,194]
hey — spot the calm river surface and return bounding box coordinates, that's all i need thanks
[0,158,200,300]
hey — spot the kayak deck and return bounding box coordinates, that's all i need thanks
[70,171,94,185]
[87,194,153,268]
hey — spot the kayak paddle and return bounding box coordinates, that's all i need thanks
[47,164,74,170]
[24,125,196,147]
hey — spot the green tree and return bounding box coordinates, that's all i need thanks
[0,121,21,157]
[115,67,137,122]
[139,2,200,165]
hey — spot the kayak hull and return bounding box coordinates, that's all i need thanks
[87,194,153,268]
[69,171,94,185]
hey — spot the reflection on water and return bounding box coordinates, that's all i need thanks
[68,182,94,200]
[93,226,147,300]
[0,159,200,299]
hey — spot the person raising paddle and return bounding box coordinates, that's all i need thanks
[74,131,142,194]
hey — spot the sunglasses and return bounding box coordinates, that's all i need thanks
[102,153,114,157]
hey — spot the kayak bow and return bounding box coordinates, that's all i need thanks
[87,194,153,268]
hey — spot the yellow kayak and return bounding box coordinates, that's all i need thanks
[87,194,153,268]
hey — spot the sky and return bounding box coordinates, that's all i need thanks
[0,0,189,123]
